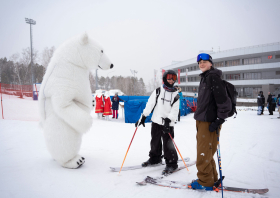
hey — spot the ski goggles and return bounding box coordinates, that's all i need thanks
[166,74,177,81]
[197,53,212,63]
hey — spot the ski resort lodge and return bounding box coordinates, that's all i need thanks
[161,42,280,98]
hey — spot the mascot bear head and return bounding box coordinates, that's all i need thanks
[53,33,113,71]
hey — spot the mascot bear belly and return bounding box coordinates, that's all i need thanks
[39,33,113,168]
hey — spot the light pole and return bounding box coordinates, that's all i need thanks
[130,69,138,96]
[95,69,99,90]
[25,18,36,85]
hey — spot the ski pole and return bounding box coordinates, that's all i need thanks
[118,126,139,175]
[216,128,223,198]
[168,133,189,171]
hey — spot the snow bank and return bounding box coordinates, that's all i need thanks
[0,97,279,198]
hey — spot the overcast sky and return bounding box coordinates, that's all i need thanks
[1,0,280,85]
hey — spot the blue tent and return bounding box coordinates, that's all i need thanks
[123,99,152,123]
[120,96,195,123]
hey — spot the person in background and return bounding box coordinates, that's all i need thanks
[277,94,280,118]
[103,91,112,121]
[174,85,183,123]
[191,53,232,191]
[111,93,124,119]
[95,90,104,119]
[267,92,273,115]
[257,91,265,115]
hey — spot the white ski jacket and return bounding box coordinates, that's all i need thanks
[143,86,179,126]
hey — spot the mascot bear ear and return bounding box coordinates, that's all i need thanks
[80,32,89,45]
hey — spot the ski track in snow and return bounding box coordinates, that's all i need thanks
[0,98,279,198]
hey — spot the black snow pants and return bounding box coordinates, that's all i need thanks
[269,104,273,115]
[148,122,178,168]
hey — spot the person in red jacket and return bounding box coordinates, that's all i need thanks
[103,91,112,121]
[95,90,104,119]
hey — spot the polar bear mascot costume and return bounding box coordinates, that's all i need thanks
[39,33,113,168]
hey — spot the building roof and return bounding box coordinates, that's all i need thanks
[161,42,280,70]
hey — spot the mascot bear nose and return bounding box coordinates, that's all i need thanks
[110,64,114,69]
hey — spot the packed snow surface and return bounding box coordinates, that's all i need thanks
[0,96,279,198]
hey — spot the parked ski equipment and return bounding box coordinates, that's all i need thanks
[143,176,269,195]
[136,160,196,186]
[110,157,190,172]
[216,127,224,198]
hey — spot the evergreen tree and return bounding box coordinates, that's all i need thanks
[99,76,106,89]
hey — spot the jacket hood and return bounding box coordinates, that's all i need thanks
[200,67,222,78]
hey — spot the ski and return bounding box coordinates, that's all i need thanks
[110,157,190,172]
[136,160,196,186]
[143,176,269,195]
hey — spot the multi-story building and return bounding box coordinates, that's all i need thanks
[161,42,280,98]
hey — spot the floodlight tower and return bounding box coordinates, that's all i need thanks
[25,18,36,84]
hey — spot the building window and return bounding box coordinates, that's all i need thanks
[180,77,186,82]
[180,68,186,73]
[226,74,241,80]
[214,62,224,68]
[225,59,240,66]
[243,57,261,65]
[243,87,262,98]
[244,72,261,79]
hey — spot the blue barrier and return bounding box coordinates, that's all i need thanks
[92,95,196,123]
[120,96,195,123]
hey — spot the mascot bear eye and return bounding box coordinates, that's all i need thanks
[101,50,103,53]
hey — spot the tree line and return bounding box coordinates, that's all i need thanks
[89,74,147,95]
[0,47,55,85]
[0,46,149,96]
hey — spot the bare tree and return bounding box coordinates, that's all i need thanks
[41,46,55,68]
[89,73,96,93]
[10,53,23,97]
[20,47,38,67]
[19,47,39,84]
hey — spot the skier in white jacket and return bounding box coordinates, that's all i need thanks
[135,70,180,175]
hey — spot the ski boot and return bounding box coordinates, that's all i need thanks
[142,159,162,167]
[190,179,213,191]
[162,164,178,175]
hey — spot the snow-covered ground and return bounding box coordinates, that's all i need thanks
[0,97,279,198]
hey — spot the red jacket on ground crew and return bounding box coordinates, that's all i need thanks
[103,96,112,116]
[95,95,104,113]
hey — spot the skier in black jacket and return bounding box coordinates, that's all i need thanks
[190,53,232,191]
[257,91,265,115]
[267,92,273,115]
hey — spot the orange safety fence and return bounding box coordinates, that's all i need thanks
[0,83,39,121]
[0,83,33,98]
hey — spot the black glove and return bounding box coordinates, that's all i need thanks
[162,118,171,134]
[209,118,225,132]
[135,114,146,127]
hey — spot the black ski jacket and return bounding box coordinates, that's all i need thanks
[194,67,232,122]
[267,94,272,105]
[257,94,265,106]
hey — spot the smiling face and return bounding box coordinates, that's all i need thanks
[167,78,175,85]
[199,60,212,72]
